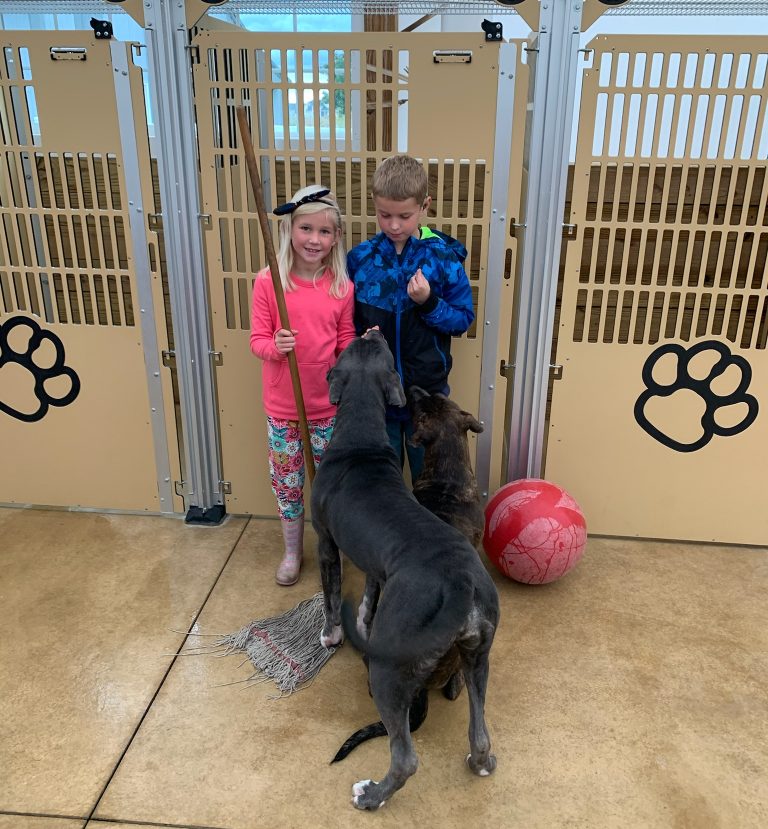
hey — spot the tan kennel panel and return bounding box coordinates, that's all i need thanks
[546,36,768,544]
[0,33,180,511]
[194,31,523,514]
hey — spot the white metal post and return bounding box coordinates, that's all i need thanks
[506,0,584,482]
[476,40,517,499]
[143,0,225,523]
[111,40,176,514]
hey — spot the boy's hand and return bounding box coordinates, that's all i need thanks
[407,269,431,305]
[274,328,298,355]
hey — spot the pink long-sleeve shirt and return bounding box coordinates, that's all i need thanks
[250,268,356,420]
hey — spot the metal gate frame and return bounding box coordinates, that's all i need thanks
[0,31,181,513]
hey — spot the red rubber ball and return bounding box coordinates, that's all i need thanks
[483,478,587,584]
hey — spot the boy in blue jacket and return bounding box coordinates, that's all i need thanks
[347,154,475,480]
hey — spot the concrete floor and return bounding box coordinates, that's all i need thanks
[1,506,766,829]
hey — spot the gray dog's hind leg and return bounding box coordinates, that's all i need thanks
[317,530,343,648]
[461,624,497,777]
[351,665,420,810]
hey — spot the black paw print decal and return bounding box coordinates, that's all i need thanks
[634,340,758,453]
[0,316,81,423]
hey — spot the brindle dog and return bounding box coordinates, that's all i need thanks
[331,385,487,763]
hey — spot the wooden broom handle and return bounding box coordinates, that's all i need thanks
[236,106,315,483]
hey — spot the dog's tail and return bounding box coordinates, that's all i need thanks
[340,570,474,665]
[330,687,428,764]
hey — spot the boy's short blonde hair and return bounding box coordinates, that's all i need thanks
[371,155,428,204]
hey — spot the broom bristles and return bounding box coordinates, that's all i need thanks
[211,592,336,696]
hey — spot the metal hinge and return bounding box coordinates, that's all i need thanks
[219,481,232,495]
[148,213,163,232]
[563,223,577,239]
[186,44,201,63]
[499,360,514,378]
[174,480,186,497]
[550,364,563,379]
[162,350,175,367]
[210,350,223,366]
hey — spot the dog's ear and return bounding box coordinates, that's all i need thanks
[461,410,484,434]
[384,370,406,407]
[406,384,428,415]
[408,385,429,405]
[410,416,436,447]
[327,366,347,405]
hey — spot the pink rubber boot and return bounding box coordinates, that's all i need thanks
[276,516,304,586]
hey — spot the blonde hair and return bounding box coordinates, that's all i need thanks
[371,155,429,204]
[275,184,349,299]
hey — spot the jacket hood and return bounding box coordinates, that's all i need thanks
[418,226,468,263]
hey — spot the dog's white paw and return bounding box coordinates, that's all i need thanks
[356,601,370,639]
[466,752,497,776]
[320,625,343,649]
[352,779,373,797]
[352,779,384,810]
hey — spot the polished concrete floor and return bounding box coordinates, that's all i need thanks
[1,505,766,829]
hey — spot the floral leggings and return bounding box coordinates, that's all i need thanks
[267,416,335,521]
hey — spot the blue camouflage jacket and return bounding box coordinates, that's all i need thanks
[347,227,474,401]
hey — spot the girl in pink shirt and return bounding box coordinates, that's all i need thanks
[250,185,355,585]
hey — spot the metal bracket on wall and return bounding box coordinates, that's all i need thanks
[550,364,563,379]
[174,480,186,497]
[500,360,514,378]
[162,350,176,367]
[148,213,163,231]
[562,223,578,239]
[219,481,232,495]
[481,20,503,41]
[90,18,113,40]
[209,350,223,366]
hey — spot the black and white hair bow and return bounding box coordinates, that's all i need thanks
[273,188,333,216]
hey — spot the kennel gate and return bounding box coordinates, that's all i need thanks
[545,36,768,545]
[0,32,182,512]
[193,30,526,514]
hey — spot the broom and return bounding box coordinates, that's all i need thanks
[202,107,336,695]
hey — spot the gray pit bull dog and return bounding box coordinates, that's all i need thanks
[311,330,499,810]
[331,385,488,763]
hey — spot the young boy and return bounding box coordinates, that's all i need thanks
[347,154,475,480]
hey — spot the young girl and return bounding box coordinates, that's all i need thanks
[250,185,355,585]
